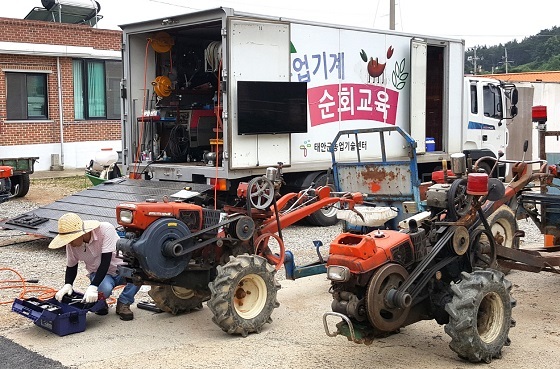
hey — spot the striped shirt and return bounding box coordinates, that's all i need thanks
[65,222,125,277]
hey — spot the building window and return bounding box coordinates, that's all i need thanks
[6,72,48,120]
[73,59,122,120]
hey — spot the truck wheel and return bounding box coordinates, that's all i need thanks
[477,161,493,177]
[307,173,339,226]
[208,254,280,337]
[444,268,515,363]
[10,174,30,197]
[148,286,209,315]
[481,205,519,274]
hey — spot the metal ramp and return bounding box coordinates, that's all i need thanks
[1,178,212,239]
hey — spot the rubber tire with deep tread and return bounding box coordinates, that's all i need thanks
[444,268,515,363]
[148,285,209,315]
[481,205,519,274]
[307,173,339,226]
[208,254,281,337]
[10,174,30,197]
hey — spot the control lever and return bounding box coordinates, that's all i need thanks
[522,140,529,162]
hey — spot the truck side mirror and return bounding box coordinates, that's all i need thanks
[510,105,518,118]
[511,88,518,105]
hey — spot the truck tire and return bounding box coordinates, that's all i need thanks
[10,174,30,197]
[307,173,339,226]
[444,268,515,363]
[481,205,519,274]
[208,254,280,337]
[148,286,209,315]
[477,161,493,177]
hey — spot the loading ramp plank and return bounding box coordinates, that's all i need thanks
[1,178,212,239]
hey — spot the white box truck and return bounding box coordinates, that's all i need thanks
[119,7,518,225]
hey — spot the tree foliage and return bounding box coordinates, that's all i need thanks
[464,26,560,74]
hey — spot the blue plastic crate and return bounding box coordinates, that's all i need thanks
[12,293,105,336]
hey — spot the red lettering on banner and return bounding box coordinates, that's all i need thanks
[307,83,399,127]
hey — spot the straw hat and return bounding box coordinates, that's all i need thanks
[48,213,101,249]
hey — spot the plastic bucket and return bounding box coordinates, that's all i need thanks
[426,137,436,152]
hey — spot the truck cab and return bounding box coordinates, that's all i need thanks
[463,77,518,176]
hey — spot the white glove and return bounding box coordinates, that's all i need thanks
[82,285,99,303]
[55,284,73,302]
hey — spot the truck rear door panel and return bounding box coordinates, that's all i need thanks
[228,19,291,169]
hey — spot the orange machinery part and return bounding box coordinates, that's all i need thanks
[116,202,203,231]
[328,230,413,273]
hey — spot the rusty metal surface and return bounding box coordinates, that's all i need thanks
[496,244,560,273]
[336,164,413,196]
[0,178,212,239]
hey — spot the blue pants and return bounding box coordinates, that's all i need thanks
[89,273,140,305]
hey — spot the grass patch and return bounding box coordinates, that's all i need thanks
[30,175,94,191]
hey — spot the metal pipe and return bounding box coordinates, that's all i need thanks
[56,57,65,166]
[89,0,98,28]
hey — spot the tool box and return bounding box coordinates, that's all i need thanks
[12,292,106,336]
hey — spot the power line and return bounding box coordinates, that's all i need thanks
[147,0,200,10]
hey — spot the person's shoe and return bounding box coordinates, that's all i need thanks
[94,301,108,316]
[116,301,134,321]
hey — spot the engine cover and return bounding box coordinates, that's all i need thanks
[426,183,451,209]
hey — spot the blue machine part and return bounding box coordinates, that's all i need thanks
[284,240,327,280]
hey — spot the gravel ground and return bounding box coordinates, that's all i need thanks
[0,177,546,335]
[1,177,556,369]
[0,177,347,335]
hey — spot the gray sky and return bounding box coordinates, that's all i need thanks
[2,0,558,48]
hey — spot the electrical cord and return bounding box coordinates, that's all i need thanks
[0,267,56,305]
[0,267,123,306]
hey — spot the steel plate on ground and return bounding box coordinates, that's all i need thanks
[0,179,212,239]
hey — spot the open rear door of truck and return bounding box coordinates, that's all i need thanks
[227,18,291,169]
[410,38,427,154]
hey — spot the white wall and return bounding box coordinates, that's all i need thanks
[530,82,560,160]
[0,140,121,171]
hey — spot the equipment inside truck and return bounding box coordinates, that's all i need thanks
[135,23,223,166]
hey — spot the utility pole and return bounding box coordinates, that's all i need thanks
[467,47,482,75]
[502,47,514,73]
[389,0,395,30]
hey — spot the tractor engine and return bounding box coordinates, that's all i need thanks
[115,199,253,281]
[326,220,431,328]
